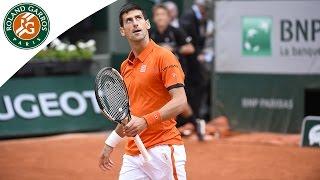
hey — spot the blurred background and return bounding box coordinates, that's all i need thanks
[1,0,216,139]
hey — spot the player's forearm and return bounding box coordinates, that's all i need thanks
[143,86,187,126]
[158,94,187,120]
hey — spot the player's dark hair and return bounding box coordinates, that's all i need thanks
[119,3,147,27]
[152,4,169,16]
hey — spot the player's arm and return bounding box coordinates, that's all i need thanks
[141,86,187,126]
[124,87,187,137]
[144,51,188,124]
[99,121,126,171]
[158,87,187,120]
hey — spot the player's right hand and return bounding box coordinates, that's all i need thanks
[99,145,114,171]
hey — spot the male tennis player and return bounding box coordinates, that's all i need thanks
[99,3,188,180]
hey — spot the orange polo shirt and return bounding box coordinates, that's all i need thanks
[120,39,185,155]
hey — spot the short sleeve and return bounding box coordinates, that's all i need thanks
[160,50,185,90]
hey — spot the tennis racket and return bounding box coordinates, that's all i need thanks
[94,67,152,161]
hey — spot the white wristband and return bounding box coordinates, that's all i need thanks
[105,130,123,148]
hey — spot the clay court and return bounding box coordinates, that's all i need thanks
[0,132,319,180]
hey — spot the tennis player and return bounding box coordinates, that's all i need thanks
[99,3,188,180]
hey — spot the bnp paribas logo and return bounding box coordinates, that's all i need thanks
[242,17,272,56]
[3,3,50,49]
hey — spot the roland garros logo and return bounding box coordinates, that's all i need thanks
[3,3,50,49]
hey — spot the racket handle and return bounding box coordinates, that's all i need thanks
[134,135,152,162]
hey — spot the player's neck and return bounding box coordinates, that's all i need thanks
[130,37,150,57]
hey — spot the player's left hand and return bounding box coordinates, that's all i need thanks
[123,115,147,137]
[99,145,114,171]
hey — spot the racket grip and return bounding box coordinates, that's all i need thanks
[134,135,152,162]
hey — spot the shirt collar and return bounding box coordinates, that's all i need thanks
[127,39,155,64]
[192,5,202,20]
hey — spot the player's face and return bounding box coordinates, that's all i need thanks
[120,10,150,42]
[153,8,170,28]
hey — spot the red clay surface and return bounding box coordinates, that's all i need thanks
[0,132,319,180]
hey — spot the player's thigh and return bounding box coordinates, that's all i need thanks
[140,146,173,180]
[143,145,186,180]
[119,154,150,180]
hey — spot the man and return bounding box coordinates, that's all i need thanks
[163,1,180,28]
[99,3,187,180]
[196,8,215,120]
[150,4,205,141]
[179,0,208,127]
[150,4,194,74]
[180,0,207,51]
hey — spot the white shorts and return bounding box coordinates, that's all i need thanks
[119,145,187,180]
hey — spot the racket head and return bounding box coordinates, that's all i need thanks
[94,67,130,124]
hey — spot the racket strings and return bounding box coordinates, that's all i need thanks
[97,70,129,120]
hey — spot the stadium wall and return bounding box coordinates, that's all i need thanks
[213,0,320,133]
[0,75,114,138]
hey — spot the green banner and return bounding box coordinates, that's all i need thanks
[0,75,114,138]
[213,73,320,133]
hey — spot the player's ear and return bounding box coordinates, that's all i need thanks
[146,19,151,30]
[119,27,125,37]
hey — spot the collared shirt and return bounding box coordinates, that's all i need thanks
[120,39,185,155]
[192,4,202,20]
[171,18,180,28]
[150,25,192,54]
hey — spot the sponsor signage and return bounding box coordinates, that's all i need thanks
[0,75,112,138]
[216,1,320,74]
